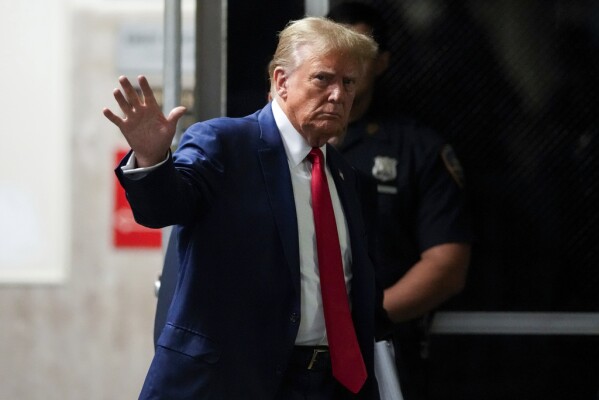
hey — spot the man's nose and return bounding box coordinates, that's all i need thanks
[328,85,343,102]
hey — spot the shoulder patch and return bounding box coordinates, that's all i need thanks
[440,144,465,188]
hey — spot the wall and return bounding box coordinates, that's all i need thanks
[0,1,69,283]
[0,1,193,398]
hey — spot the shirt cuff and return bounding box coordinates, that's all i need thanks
[121,151,169,177]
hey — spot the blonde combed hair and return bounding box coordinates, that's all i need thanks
[268,16,378,98]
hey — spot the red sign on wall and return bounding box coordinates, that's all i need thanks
[113,149,162,248]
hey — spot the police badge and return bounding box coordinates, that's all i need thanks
[372,156,398,182]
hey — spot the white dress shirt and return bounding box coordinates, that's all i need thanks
[272,99,353,345]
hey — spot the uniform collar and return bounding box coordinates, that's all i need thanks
[339,112,391,152]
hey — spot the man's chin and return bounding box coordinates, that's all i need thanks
[301,121,345,146]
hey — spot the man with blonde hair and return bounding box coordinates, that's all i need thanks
[105,17,383,399]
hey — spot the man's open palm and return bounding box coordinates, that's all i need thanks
[103,75,186,167]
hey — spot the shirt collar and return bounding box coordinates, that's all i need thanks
[271,99,327,168]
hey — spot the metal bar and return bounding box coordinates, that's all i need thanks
[431,312,599,335]
[305,0,329,16]
[163,0,183,146]
[162,0,182,252]
[194,0,227,120]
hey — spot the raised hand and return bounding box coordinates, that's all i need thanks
[103,75,187,167]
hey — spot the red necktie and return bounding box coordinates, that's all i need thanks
[308,147,367,394]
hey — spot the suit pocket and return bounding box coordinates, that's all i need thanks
[157,323,221,364]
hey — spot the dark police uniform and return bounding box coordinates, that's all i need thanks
[337,111,472,400]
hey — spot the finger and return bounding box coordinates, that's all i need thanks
[167,106,188,125]
[119,75,142,108]
[113,89,132,115]
[167,106,188,133]
[138,75,160,109]
[103,107,124,128]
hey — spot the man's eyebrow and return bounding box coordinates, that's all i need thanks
[310,70,333,78]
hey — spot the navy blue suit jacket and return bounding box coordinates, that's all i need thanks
[116,103,380,399]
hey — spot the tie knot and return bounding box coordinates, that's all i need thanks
[308,147,324,165]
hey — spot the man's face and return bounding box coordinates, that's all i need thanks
[274,46,361,147]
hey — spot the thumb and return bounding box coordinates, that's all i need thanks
[167,106,188,126]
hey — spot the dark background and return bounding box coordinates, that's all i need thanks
[226,0,599,398]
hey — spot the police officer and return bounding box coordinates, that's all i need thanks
[327,3,473,399]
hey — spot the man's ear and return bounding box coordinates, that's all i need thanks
[374,50,391,77]
[273,67,288,99]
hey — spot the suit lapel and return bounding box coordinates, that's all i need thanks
[257,104,301,295]
[327,146,356,229]
[327,145,366,282]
